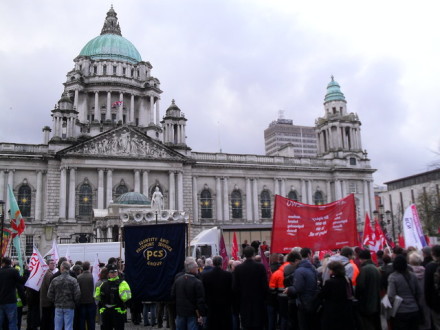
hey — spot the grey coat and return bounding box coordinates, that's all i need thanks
[387,271,421,314]
[47,271,81,309]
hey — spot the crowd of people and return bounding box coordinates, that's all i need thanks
[0,243,440,330]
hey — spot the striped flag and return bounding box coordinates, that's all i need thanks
[8,185,25,274]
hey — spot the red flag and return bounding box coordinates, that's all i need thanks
[219,232,229,270]
[362,213,374,248]
[398,234,406,248]
[231,232,239,260]
[373,220,385,251]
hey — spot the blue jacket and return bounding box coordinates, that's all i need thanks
[287,259,318,305]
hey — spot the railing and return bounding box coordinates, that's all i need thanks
[0,143,48,154]
[59,233,116,244]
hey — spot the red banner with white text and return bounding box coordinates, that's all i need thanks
[271,194,357,253]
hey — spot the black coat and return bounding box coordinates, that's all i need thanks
[202,266,233,330]
[233,259,268,328]
[424,260,440,312]
[171,272,207,317]
[0,266,23,304]
[319,275,355,330]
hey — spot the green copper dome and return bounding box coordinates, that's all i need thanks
[324,76,346,103]
[79,34,142,64]
[115,192,150,205]
[78,6,142,64]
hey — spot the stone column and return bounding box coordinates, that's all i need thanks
[59,168,66,219]
[215,177,222,221]
[326,181,332,202]
[96,228,101,239]
[134,170,140,193]
[68,168,76,219]
[142,170,149,198]
[107,227,112,240]
[369,180,375,216]
[35,170,43,221]
[106,169,113,207]
[280,179,286,197]
[169,171,175,209]
[274,178,279,196]
[252,179,259,222]
[98,169,104,209]
[335,179,342,200]
[130,94,135,124]
[246,178,252,221]
[307,180,313,204]
[0,170,5,201]
[363,180,369,216]
[223,177,230,221]
[149,95,154,124]
[118,92,123,122]
[106,92,111,121]
[301,179,307,203]
[94,91,100,121]
[74,89,79,110]
[192,177,198,222]
[341,179,346,198]
[155,99,160,125]
[177,171,184,210]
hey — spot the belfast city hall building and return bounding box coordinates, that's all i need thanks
[0,7,375,255]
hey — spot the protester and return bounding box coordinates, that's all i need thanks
[0,257,24,330]
[285,247,319,330]
[408,251,431,330]
[94,264,132,330]
[283,251,302,330]
[40,259,56,330]
[421,246,433,267]
[142,300,156,327]
[318,261,356,330]
[355,249,381,330]
[201,258,214,274]
[387,254,423,330]
[77,261,96,330]
[47,261,81,330]
[321,246,354,283]
[202,255,233,330]
[233,246,268,330]
[171,260,207,330]
[424,244,440,329]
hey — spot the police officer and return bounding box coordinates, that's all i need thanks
[95,264,132,330]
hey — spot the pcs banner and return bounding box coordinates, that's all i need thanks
[124,223,187,301]
[271,194,357,253]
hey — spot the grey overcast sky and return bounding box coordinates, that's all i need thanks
[1,1,439,186]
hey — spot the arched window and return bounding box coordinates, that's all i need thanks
[18,185,32,217]
[114,182,128,201]
[200,189,212,219]
[288,190,298,201]
[314,191,324,205]
[260,190,271,218]
[231,190,242,219]
[78,183,93,216]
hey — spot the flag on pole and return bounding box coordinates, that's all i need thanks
[398,233,406,248]
[44,239,60,265]
[402,204,427,249]
[231,232,239,260]
[112,100,123,107]
[373,220,386,251]
[219,232,229,270]
[92,254,100,285]
[8,185,25,274]
[1,228,12,257]
[362,213,381,252]
[25,246,49,291]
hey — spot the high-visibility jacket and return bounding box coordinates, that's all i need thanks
[95,276,132,314]
[350,259,360,286]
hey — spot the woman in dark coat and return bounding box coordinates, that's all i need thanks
[318,261,356,330]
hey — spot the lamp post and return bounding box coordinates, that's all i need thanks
[385,210,395,242]
[0,200,5,264]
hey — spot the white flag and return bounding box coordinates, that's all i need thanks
[402,204,427,249]
[25,246,49,291]
[92,254,100,285]
[43,239,60,265]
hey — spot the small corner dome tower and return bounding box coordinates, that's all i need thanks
[324,75,346,103]
[78,6,142,64]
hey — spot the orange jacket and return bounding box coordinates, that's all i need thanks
[269,262,288,289]
[350,259,359,286]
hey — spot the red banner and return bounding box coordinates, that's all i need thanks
[1,228,12,256]
[271,194,357,253]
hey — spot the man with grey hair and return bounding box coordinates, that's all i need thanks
[202,256,233,330]
[171,260,207,329]
[202,258,214,274]
[48,261,81,330]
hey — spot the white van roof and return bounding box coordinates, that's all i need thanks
[190,227,220,246]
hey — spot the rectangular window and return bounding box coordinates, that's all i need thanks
[25,235,34,257]
[94,66,97,74]
[101,114,105,122]
[113,66,117,75]
[123,68,126,75]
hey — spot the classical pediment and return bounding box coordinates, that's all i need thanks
[58,126,187,161]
